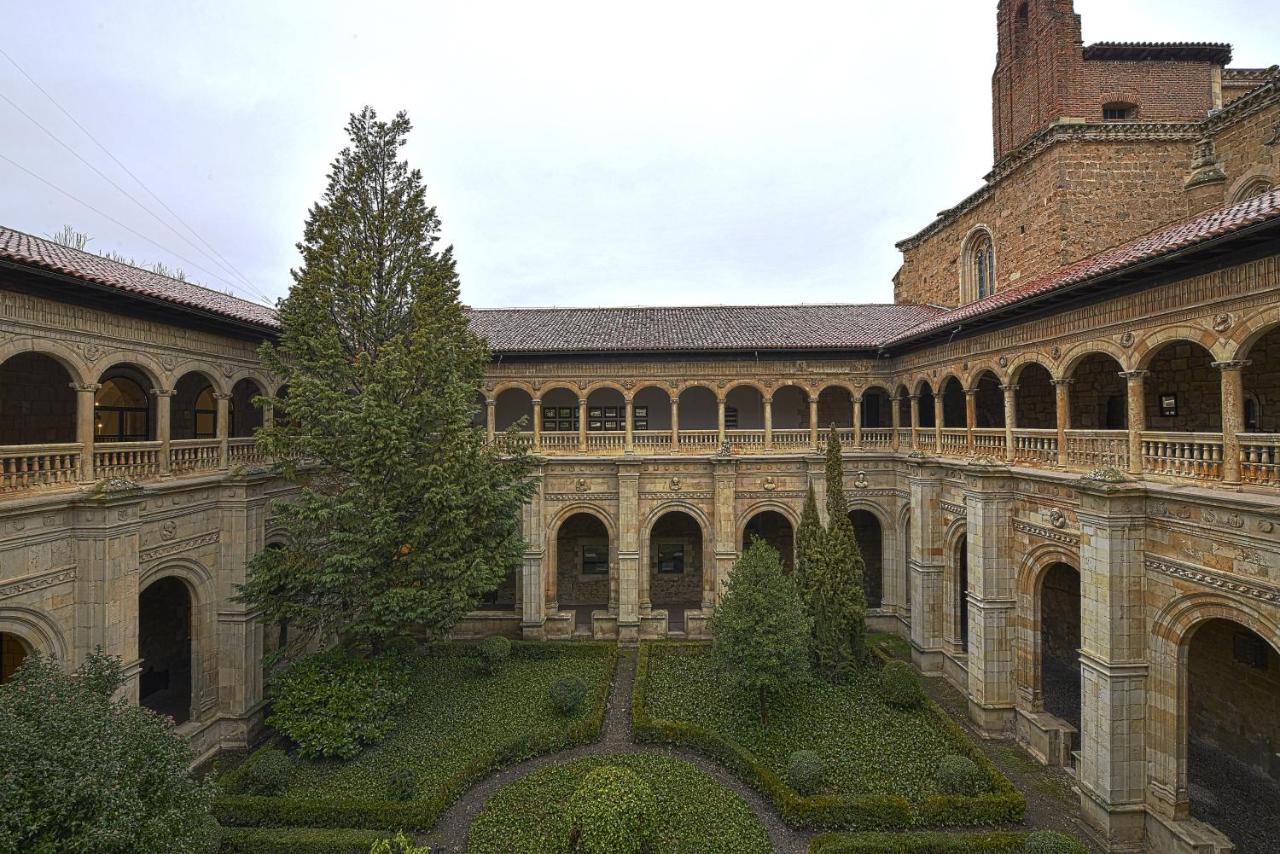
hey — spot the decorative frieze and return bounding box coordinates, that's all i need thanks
[1012,518,1080,547]
[0,566,76,600]
[545,493,619,502]
[139,530,221,563]
[940,501,967,517]
[1145,555,1280,605]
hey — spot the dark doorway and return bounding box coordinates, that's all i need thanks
[139,577,193,723]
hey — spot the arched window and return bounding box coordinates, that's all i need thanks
[1232,178,1273,204]
[194,387,217,438]
[961,229,996,304]
[95,376,150,441]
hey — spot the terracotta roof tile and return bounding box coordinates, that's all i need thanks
[1083,42,1232,64]
[0,225,279,330]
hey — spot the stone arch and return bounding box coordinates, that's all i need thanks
[1006,353,1058,384]
[0,606,70,664]
[964,360,1006,389]
[817,384,854,428]
[535,381,584,399]
[546,504,618,621]
[581,380,631,399]
[1059,339,1131,378]
[0,338,91,387]
[897,502,912,610]
[738,501,800,571]
[91,351,170,390]
[1135,326,1229,370]
[1226,168,1275,205]
[642,503,712,625]
[943,518,968,651]
[1015,544,1080,711]
[138,563,213,724]
[167,361,229,396]
[490,380,537,398]
[722,379,769,397]
[848,499,894,610]
[1140,337,1223,433]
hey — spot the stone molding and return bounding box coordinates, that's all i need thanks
[1012,518,1080,546]
[0,565,76,600]
[940,501,967,517]
[139,530,221,563]
[1145,554,1280,605]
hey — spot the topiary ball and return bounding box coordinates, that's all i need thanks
[879,660,925,709]
[385,767,418,801]
[243,747,292,796]
[1024,830,1088,853]
[477,636,512,676]
[786,749,826,795]
[563,765,657,854]
[549,676,589,716]
[936,754,988,796]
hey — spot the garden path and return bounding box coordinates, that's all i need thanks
[424,648,810,853]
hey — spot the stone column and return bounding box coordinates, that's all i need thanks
[964,389,977,454]
[717,396,727,445]
[1075,481,1149,847]
[215,392,232,470]
[763,397,773,450]
[1120,371,1147,476]
[964,465,1017,735]
[1213,360,1248,486]
[624,398,634,454]
[153,388,175,476]
[1001,384,1017,461]
[485,397,496,443]
[669,396,679,451]
[809,395,819,451]
[711,458,738,608]
[521,474,547,639]
[909,394,920,450]
[72,382,100,482]
[531,398,542,451]
[907,466,946,672]
[933,394,944,454]
[1052,378,1072,467]
[616,462,641,643]
[578,397,588,452]
[891,394,902,451]
[853,396,863,450]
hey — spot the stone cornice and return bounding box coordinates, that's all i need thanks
[0,565,76,600]
[139,530,221,563]
[1145,554,1280,605]
[1012,518,1080,547]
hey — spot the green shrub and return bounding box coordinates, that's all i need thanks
[549,676,589,715]
[384,767,418,802]
[878,660,924,709]
[244,747,294,796]
[219,826,388,853]
[268,649,410,759]
[787,750,826,795]
[478,636,512,676]
[370,831,432,853]
[809,830,1039,852]
[936,755,987,797]
[563,766,657,854]
[1023,830,1088,854]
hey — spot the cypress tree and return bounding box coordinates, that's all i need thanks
[794,483,825,607]
[813,428,868,679]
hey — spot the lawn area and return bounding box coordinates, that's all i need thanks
[467,754,772,854]
[216,643,615,831]
[638,643,1005,804]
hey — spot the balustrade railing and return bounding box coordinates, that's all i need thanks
[540,432,579,451]
[585,432,625,452]
[972,428,1006,460]
[862,429,894,449]
[771,429,811,451]
[940,429,968,455]
[820,427,855,446]
[632,430,672,453]
[726,429,765,452]
[678,430,719,452]
[494,431,534,452]
[1065,430,1128,471]
[0,443,82,493]
[1140,432,1223,481]
[896,428,913,448]
[1239,433,1280,486]
[94,441,162,481]
[1011,429,1058,466]
[171,438,221,474]
[915,428,937,451]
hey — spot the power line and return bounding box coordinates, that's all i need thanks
[0,44,276,304]
[0,151,273,305]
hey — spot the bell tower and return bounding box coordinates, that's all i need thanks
[991,0,1084,161]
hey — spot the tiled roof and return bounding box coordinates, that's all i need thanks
[887,187,1280,347]
[1083,42,1232,64]
[467,304,943,354]
[0,225,279,330]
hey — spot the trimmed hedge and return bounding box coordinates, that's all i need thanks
[215,642,617,833]
[809,831,1087,853]
[219,826,388,853]
[632,642,1024,830]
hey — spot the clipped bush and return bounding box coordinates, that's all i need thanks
[879,660,924,709]
[268,649,410,759]
[549,675,589,716]
[563,765,657,854]
[787,749,826,796]
[385,767,418,802]
[370,831,432,853]
[243,747,293,796]
[1023,830,1088,854]
[936,755,988,797]
[478,636,512,676]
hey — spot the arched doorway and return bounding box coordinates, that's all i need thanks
[850,510,883,608]
[138,576,193,723]
[555,512,612,634]
[0,632,32,684]
[647,510,704,633]
[1186,619,1280,850]
[1040,563,1081,748]
[742,510,794,572]
[954,534,968,650]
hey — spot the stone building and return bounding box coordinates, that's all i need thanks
[0,1,1277,851]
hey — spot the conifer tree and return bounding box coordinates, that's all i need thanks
[794,483,825,607]
[812,428,868,679]
[709,538,811,725]
[239,107,537,652]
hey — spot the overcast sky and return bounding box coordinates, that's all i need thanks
[2,1,1276,310]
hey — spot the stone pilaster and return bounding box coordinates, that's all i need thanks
[964,463,1018,735]
[1075,477,1149,847]
[711,458,738,607]
[615,461,641,643]
[72,491,143,697]
[908,465,946,672]
[521,470,547,639]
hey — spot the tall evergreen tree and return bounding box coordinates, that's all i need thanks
[812,428,868,679]
[794,483,824,606]
[709,539,811,725]
[239,107,537,652]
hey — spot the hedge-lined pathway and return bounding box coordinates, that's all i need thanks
[425,648,810,853]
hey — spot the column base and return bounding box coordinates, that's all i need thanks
[639,611,667,639]
[967,699,1015,737]
[911,644,945,673]
[520,619,547,641]
[1015,708,1077,767]
[1145,810,1236,854]
[1079,784,1147,850]
[616,619,640,646]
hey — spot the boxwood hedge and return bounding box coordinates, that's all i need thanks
[632,642,1024,830]
[219,826,388,853]
[808,830,1087,853]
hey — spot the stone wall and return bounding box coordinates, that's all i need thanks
[1188,618,1280,781]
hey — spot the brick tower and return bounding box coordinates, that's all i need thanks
[991,0,1084,162]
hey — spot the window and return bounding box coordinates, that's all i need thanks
[655,542,685,574]
[95,376,150,441]
[1232,178,1273,204]
[581,543,609,574]
[542,405,579,432]
[724,406,739,429]
[1103,103,1137,122]
[961,229,996,304]
[194,387,217,438]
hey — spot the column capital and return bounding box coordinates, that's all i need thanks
[999,384,1018,393]
[852,395,862,404]
[1050,378,1075,387]
[485,397,496,407]
[70,382,101,393]
[578,397,589,406]
[909,393,921,401]
[214,392,233,401]
[150,387,176,397]
[531,398,541,406]
[1211,359,1251,371]
[964,388,979,397]
[1118,370,1148,381]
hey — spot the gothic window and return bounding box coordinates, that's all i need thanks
[961,229,996,304]
[1232,178,1273,204]
[1103,102,1137,122]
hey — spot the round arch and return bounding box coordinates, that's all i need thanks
[723,379,770,397]
[1135,327,1229,370]
[582,380,632,399]
[1013,545,1080,710]
[1059,340,1131,378]
[545,504,618,613]
[1006,354,1059,384]
[91,352,169,390]
[168,361,229,396]
[735,500,801,545]
[0,606,69,664]
[642,504,712,621]
[0,339,91,387]
[489,380,538,398]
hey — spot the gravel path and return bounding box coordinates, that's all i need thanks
[424,649,810,853]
